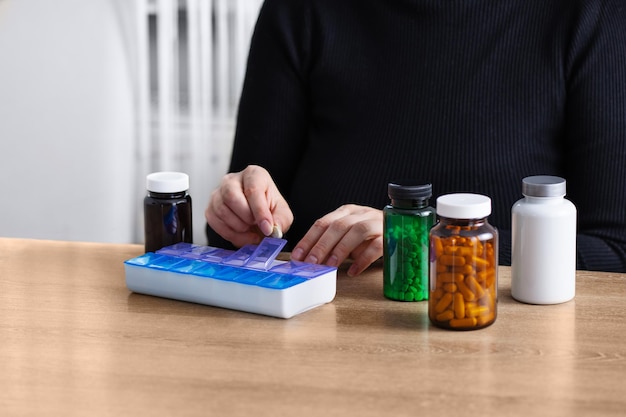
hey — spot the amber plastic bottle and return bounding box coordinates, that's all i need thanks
[429,194,498,330]
[144,172,193,253]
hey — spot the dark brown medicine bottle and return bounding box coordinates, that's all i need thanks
[144,172,193,253]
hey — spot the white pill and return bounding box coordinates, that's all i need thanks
[271,225,283,239]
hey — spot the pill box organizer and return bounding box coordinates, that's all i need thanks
[124,237,337,318]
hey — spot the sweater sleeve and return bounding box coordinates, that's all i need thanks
[206,0,311,248]
[563,0,626,271]
[228,0,311,191]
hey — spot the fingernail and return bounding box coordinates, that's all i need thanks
[347,264,358,277]
[259,220,272,236]
[327,255,339,267]
[305,255,319,264]
[292,247,304,260]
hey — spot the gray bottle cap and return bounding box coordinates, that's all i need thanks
[522,175,566,197]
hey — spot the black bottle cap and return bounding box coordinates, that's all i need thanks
[388,181,432,201]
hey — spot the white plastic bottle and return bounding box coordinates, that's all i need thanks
[511,176,577,304]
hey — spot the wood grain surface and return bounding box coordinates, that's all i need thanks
[1,238,625,417]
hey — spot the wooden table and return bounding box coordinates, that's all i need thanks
[1,238,625,416]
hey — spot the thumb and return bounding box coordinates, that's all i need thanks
[264,199,293,238]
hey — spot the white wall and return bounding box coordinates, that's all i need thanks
[0,0,263,245]
[0,0,138,243]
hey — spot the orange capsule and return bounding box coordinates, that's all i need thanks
[457,278,475,302]
[436,310,454,321]
[443,245,457,255]
[457,246,474,256]
[466,305,490,318]
[434,292,453,313]
[465,275,485,298]
[468,256,489,270]
[439,255,466,267]
[476,311,495,326]
[449,317,478,328]
[445,225,461,234]
[461,264,474,274]
[475,270,488,283]
[438,272,464,283]
[453,292,465,319]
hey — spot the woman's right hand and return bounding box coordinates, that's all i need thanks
[205,165,294,248]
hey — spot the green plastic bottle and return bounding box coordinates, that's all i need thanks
[383,181,435,301]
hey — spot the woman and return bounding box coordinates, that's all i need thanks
[206,0,626,275]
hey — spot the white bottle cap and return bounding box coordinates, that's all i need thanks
[522,175,566,197]
[436,193,492,219]
[146,172,189,193]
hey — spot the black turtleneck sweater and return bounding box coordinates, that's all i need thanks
[207,0,626,272]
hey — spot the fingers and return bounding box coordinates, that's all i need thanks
[240,166,293,237]
[208,178,382,275]
[205,186,261,247]
[291,205,383,276]
[240,166,275,236]
[205,165,293,247]
[346,237,383,277]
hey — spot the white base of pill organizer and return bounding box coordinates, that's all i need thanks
[125,264,336,319]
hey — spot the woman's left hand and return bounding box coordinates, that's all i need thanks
[290,204,383,277]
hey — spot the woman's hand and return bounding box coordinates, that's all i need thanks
[290,204,383,277]
[205,165,293,247]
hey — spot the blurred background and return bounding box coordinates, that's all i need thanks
[0,0,264,245]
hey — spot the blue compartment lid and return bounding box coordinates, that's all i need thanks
[124,237,334,290]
